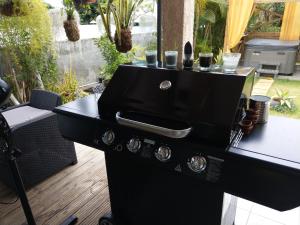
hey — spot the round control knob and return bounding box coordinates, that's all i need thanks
[155,146,172,162]
[102,130,115,146]
[187,156,207,173]
[126,138,141,153]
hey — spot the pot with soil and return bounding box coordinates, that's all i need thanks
[114,28,132,53]
[63,0,80,42]
[64,15,80,42]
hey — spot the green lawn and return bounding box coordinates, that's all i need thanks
[267,79,300,119]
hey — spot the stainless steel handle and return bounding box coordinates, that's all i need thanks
[115,112,192,139]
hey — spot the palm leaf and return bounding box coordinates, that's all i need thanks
[201,9,216,24]
[276,88,282,97]
[285,100,291,109]
[111,4,121,42]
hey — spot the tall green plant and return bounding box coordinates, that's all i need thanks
[98,0,114,42]
[0,0,57,103]
[48,69,87,104]
[194,0,227,56]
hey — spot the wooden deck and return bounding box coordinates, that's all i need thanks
[0,144,110,225]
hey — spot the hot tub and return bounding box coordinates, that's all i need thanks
[244,38,299,75]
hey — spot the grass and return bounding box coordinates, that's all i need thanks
[267,79,300,119]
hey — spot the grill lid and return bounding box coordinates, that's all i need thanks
[98,65,254,146]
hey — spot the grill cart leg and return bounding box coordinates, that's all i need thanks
[8,156,36,225]
[99,212,115,225]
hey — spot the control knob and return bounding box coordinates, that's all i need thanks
[187,156,207,173]
[102,130,115,146]
[127,138,141,153]
[155,146,172,162]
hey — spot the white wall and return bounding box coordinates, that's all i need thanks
[49,8,157,86]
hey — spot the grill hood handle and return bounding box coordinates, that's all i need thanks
[116,112,192,139]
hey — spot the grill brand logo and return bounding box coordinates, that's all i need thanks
[160,80,172,91]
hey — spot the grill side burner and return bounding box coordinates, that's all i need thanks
[54,65,300,225]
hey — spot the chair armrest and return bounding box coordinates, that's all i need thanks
[29,89,62,111]
[11,111,54,132]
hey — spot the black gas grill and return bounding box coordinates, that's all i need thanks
[54,65,300,225]
[98,66,253,148]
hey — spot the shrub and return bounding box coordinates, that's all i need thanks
[96,35,134,81]
[0,0,57,103]
[271,89,297,113]
[47,69,87,104]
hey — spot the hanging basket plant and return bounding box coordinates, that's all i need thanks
[114,27,132,53]
[63,0,80,42]
[0,0,31,17]
[64,16,80,42]
[110,0,143,53]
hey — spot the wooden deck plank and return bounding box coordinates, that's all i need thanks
[77,191,111,225]
[0,148,101,217]
[1,157,105,225]
[0,145,108,225]
[43,180,108,225]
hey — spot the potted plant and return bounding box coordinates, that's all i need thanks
[63,0,80,42]
[199,40,213,71]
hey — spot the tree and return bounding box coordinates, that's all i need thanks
[0,0,57,103]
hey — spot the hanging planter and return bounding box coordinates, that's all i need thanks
[114,28,132,53]
[64,16,80,42]
[0,0,30,17]
[63,0,80,42]
[110,0,144,53]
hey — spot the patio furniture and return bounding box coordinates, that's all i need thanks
[0,89,77,190]
[257,62,280,78]
[244,38,300,75]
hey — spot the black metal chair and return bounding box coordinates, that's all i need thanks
[0,89,77,190]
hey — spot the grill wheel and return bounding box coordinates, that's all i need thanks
[99,213,115,225]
